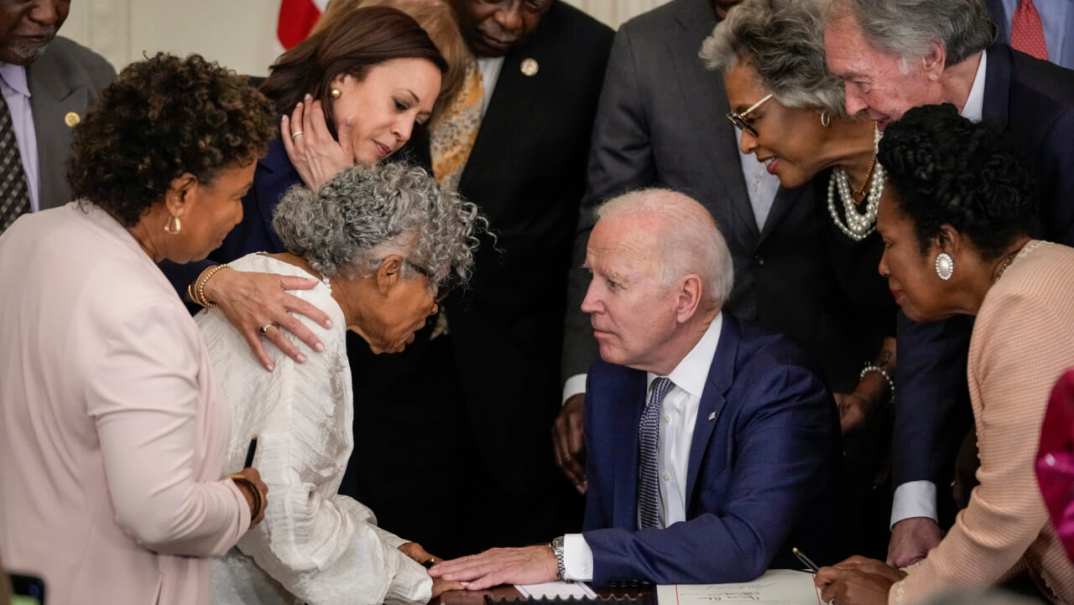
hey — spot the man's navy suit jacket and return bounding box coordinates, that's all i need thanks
[581,315,840,585]
[892,46,1074,514]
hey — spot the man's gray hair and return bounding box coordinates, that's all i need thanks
[273,163,483,285]
[825,0,995,66]
[596,189,734,308]
[700,0,845,115]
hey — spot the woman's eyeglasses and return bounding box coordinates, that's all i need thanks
[725,93,773,137]
[404,259,451,303]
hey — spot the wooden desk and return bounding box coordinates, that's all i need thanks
[436,585,653,605]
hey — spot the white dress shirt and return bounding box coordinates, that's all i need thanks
[889,50,988,530]
[563,315,724,581]
[0,62,40,211]
[205,254,431,605]
[477,56,505,119]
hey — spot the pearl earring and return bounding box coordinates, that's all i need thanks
[164,214,182,235]
[330,88,342,99]
[935,252,954,280]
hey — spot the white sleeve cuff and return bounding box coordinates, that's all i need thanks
[890,480,938,528]
[562,374,587,406]
[563,533,594,582]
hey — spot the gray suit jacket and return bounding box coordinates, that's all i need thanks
[562,0,874,391]
[27,36,114,211]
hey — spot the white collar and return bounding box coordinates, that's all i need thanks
[647,314,724,398]
[960,50,987,123]
[0,62,30,98]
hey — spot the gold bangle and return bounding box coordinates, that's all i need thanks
[193,264,230,308]
[230,473,264,521]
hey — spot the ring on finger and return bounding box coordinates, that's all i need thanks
[259,322,275,335]
[291,130,304,139]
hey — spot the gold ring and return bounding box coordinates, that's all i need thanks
[259,323,274,335]
[291,130,304,139]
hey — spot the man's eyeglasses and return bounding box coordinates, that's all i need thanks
[725,93,773,137]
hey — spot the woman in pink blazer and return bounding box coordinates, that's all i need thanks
[0,53,275,605]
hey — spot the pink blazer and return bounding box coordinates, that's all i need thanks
[0,203,251,605]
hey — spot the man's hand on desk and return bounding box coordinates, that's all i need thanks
[553,394,587,493]
[428,545,558,590]
[886,517,942,568]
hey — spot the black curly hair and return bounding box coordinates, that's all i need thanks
[877,104,1040,260]
[67,53,277,227]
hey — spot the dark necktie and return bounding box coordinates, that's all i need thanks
[1011,0,1050,61]
[0,93,30,235]
[638,377,674,529]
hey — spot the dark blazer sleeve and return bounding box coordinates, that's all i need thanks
[1039,109,1074,245]
[583,363,834,585]
[561,26,653,382]
[892,313,974,493]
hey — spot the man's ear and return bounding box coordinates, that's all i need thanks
[675,274,703,323]
[921,40,947,82]
[163,173,198,218]
[374,254,404,294]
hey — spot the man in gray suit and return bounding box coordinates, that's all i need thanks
[0,0,113,233]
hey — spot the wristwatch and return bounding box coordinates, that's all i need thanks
[550,535,566,580]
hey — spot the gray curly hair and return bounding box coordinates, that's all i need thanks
[272,163,483,286]
[700,0,845,116]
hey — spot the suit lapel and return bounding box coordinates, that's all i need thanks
[758,184,808,243]
[612,370,647,528]
[684,315,738,504]
[457,48,539,199]
[670,0,759,242]
[28,54,87,210]
[982,45,1012,131]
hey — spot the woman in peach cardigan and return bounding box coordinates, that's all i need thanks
[816,104,1074,604]
[0,54,273,605]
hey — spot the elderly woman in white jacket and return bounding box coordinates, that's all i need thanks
[202,163,482,605]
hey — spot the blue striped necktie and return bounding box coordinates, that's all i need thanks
[638,376,674,529]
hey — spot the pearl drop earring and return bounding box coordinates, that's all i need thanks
[935,252,955,280]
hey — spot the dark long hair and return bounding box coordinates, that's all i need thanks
[260,6,447,137]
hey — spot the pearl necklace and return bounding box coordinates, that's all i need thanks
[828,124,884,241]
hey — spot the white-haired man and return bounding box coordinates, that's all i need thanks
[429,189,840,587]
[823,0,1074,568]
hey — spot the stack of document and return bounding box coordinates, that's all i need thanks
[656,569,821,605]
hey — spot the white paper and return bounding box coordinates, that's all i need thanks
[515,581,599,599]
[656,569,821,605]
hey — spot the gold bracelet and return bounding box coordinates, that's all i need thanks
[193,264,230,308]
[229,473,264,521]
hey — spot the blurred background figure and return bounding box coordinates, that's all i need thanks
[1037,369,1074,563]
[985,0,1074,69]
[0,53,274,605]
[0,0,113,235]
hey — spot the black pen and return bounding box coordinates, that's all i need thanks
[792,547,820,573]
[244,438,258,468]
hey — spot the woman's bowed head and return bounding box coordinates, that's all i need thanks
[272,162,485,353]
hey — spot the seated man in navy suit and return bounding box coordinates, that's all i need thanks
[429,189,840,587]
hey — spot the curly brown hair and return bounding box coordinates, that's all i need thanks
[67,53,277,227]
